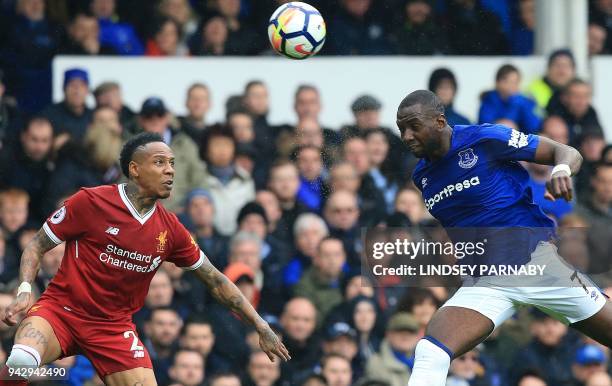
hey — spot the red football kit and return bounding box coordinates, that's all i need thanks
[28,184,204,377]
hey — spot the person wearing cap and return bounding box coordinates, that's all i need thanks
[571,345,608,386]
[322,322,359,365]
[137,96,207,212]
[342,95,414,184]
[41,68,93,145]
[527,49,576,111]
[181,188,229,271]
[427,68,471,127]
[365,312,420,386]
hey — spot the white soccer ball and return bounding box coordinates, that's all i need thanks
[268,2,326,60]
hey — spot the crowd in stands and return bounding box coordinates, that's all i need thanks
[0,1,611,386]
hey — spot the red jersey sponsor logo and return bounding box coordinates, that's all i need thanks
[99,244,161,273]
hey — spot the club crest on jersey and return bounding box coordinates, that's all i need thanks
[156,230,168,253]
[50,206,66,224]
[458,148,478,169]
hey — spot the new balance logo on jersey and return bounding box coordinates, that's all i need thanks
[425,176,481,211]
[508,129,529,149]
[105,226,120,235]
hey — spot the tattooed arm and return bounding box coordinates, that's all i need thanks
[193,256,291,362]
[2,228,58,325]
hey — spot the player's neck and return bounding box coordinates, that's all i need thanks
[125,181,157,215]
[428,126,453,161]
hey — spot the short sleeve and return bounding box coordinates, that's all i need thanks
[478,124,540,162]
[43,189,90,244]
[168,221,205,270]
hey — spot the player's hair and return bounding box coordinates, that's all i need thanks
[206,372,241,386]
[397,90,444,116]
[295,84,319,100]
[495,64,519,82]
[186,82,209,99]
[93,81,120,99]
[119,132,165,178]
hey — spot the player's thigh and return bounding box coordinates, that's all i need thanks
[104,367,157,386]
[13,316,62,364]
[571,300,612,347]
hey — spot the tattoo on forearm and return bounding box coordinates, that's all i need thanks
[196,261,251,321]
[20,228,55,283]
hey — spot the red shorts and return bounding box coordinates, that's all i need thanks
[26,299,152,377]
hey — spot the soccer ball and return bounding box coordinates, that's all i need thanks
[268,2,326,60]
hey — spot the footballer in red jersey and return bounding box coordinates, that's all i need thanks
[1,133,290,386]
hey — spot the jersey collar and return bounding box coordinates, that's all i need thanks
[118,183,156,225]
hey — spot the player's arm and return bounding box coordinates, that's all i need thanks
[533,135,583,202]
[193,256,291,362]
[2,228,58,325]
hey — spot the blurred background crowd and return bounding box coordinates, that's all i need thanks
[0,1,611,386]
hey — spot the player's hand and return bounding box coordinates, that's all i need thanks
[257,323,291,362]
[2,293,32,326]
[545,171,573,202]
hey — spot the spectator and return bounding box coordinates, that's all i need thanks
[342,95,412,182]
[284,213,329,288]
[293,85,332,133]
[209,372,242,386]
[180,83,211,144]
[268,160,310,243]
[590,0,612,53]
[510,309,580,385]
[322,322,359,363]
[138,96,207,212]
[396,288,440,336]
[365,129,399,214]
[182,188,229,271]
[444,0,509,55]
[575,130,607,198]
[201,125,255,235]
[0,188,29,244]
[244,349,281,386]
[280,297,321,384]
[446,347,489,386]
[60,12,116,55]
[0,117,53,222]
[168,349,205,386]
[228,108,254,145]
[323,190,362,269]
[159,0,199,52]
[516,370,548,386]
[478,64,541,133]
[512,0,536,55]
[255,190,285,241]
[329,161,360,194]
[342,136,387,227]
[427,68,471,127]
[93,81,136,130]
[327,0,392,55]
[321,354,353,386]
[277,117,340,170]
[348,296,382,377]
[189,16,230,56]
[145,17,185,56]
[392,0,447,55]
[549,79,604,143]
[586,372,612,386]
[293,145,327,212]
[571,345,608,386]
[365,313,420,386]
[91,0,144,55]
[42,68,93,145]
[393,187,430,226]
[0,69,21,146]
[528,49,576,111]
[91,106,122,135]
[144,307,183,385]
[244,81,277,180]
[589,23,609,55]
[210,0,262,55]
[294,237,346,325]
[4,0,61,112]
[300,374,328,386]
[540,115,569,145]
[42,122,122,215]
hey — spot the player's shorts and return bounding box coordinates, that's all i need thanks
[26,299,152,378]
[442,241,607,327]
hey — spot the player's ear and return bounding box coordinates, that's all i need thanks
[128,160,139,179]
[436,113,446,129]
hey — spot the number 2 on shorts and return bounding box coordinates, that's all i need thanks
[124,330,145,358]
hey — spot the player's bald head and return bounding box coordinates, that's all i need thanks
[397,89,444,120]
[119,132,167,178]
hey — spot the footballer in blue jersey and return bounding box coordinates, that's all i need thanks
[396,90,611,386]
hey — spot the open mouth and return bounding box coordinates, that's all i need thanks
[163,180,174,187]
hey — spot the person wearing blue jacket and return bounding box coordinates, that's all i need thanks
[428,68,471,127]
[479,64,542,134]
